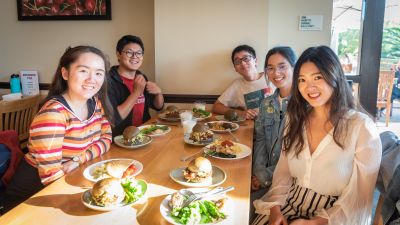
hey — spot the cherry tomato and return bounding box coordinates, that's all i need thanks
[122,164,137,178]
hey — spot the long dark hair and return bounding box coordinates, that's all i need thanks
[282,46,355,156]
[264,46,297,69]
[43,46,113,123]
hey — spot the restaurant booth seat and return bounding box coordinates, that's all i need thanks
[0,95,41,151]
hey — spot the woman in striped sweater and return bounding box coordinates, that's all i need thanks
[2,46,113,212]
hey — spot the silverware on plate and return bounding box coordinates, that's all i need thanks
[180,150,204,162]
[182,186,234,208]
[227,129,240,142]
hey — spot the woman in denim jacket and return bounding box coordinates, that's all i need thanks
[250,46,297,220]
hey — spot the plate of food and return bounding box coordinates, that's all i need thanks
[160,188,229,225]
[192,108,212,121]
[183,123,214,146]
[206,121,239,133]
[214,110,246,123]
[138,124,171,137]
[159,105,181,122]
[81,177,147,211]
[83,158,143,182]
[114,126,152,149]
[203,140,251,160]
[170,157,226,188]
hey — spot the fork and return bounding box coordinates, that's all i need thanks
[180,150,204,162]
[155,119,179,127]
[182,186,234,208]
[227,129,240,142]
[182,187,223,208]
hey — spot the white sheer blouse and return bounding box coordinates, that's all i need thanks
[253,111,382,225]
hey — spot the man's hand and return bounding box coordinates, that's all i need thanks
[133,75,146,95]
[245,108,259,120]
[251,175,262,191]
[146,81,162,95]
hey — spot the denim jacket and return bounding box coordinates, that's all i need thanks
[252,89,289,187]
[378,131,400,225]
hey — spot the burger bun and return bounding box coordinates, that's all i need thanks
[91,178,125,206]
[123,126,140,140]
[188,157,212,173]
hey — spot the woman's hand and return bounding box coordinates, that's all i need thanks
[289,217,328,225]
[289,219,309,225]
[251,175,262,191]
[62,161,80,174]
[246,108,259,119]
[269,205,288,225]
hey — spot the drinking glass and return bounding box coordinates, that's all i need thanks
[194,101,206,111]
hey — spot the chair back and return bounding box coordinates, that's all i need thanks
[0,95,42,149]
[377,71,395,104]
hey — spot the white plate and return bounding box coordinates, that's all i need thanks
[204,142,251,160]
[169,166,226,188]
[183,134,214,146]
[214,115,246,123]
[81,179,147,211]
[206,121,239,133]
[138,124,171,137]
[160,188,229,225]
[158,113,181,122]
[83,158,143,182]
[114,135,152,149]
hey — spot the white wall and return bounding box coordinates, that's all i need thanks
[1,0,333,96]
[0,0,155,83]
[154,0,269,95]
[267,0,332,55]
[154,0,332,95]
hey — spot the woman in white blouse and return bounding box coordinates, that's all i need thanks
[252,46,382,225]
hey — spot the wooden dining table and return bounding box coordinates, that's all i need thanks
[0,117,254,225]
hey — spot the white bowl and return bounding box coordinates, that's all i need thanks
[2,93,22,101]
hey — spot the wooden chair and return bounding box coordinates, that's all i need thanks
[372,194,384,225]
[377,71,395,127]
[0,95,42,149]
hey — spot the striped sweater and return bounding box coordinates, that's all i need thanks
[25,97,112,185]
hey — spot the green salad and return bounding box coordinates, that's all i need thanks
[171,199,226,224]
[193,108,211,118]
[121,178,145,204]
[140,125,169,135]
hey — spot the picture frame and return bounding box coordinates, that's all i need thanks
[17,0,111,21]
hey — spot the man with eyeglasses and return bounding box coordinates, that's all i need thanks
[108,35,164,137]
[212,45,273,119]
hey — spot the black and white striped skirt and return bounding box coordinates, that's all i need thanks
[252,181,338,225]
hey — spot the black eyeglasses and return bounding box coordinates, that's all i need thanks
[122,50,144,58]
[233,55,253,65]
